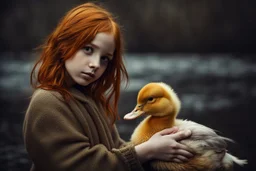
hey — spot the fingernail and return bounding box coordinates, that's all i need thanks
[171,126,179,133]
[172,126,178,130]
[185,130,191,136]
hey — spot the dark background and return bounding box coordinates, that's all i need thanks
[0,0,255,171]
[1,0,256,53]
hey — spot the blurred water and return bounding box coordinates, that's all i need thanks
[0,53,255,171]
[123,54,256,112]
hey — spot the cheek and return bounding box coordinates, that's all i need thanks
[64,61,71,72]
[102,63,109,72]
[96,66,108,78]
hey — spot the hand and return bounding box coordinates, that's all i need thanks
[135,127,193,163]
[148,127,193,162]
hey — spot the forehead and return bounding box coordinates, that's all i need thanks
[138,84,164,100]
[91,32,115,52]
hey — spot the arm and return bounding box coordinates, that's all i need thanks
[111,124,128,148]
[110,120,193,164]
[23,90,144,171]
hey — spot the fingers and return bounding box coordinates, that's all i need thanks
[175,143,193,153]
[173,155,188,163]
[173,158,183,163]
[174,148,194,158]
[150,128,194,163]
[170,141,194,157]
[168,130,191,141]
[163,154,191,163]
[158,127,179,136]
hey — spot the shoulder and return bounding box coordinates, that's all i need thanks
[27,89,68,113]
[30,89,64,104]
[32,88,63,100]
[25,89,75,124]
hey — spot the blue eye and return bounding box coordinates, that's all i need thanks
[83,46,93,54]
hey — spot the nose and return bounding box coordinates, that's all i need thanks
[88,56,100,70]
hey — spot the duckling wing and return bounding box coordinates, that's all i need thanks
[147,119,246,171]
[175,119,230,154]
[173,119,247,170]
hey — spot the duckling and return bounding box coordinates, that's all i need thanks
[124,82,247,171]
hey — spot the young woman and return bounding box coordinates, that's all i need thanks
[23,2,193,171]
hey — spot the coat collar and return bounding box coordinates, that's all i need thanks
[69,87,93,104]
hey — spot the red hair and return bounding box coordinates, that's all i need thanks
[31,3,128,124]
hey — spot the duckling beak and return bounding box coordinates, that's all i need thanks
[124,105,145,120]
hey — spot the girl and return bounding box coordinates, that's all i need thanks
[23,2,193,171]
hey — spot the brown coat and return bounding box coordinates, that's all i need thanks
[23,87,144,171]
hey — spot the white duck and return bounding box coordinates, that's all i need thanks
[124,82,247,171]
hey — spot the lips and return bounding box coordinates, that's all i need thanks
[81,72,95,78]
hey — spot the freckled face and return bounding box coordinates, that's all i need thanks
[65,32,115,86]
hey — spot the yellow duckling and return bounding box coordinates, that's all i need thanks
[124,82,247,171]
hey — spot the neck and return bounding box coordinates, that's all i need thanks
[146,114,176,133]
[131,114,177,144]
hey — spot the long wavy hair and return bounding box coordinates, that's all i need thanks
[31,3,128,124]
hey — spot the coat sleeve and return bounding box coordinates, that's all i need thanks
[23,90,144,171]
[111,125,129,148]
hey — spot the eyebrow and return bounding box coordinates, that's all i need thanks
[89,43,113,57]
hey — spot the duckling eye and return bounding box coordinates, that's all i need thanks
[148,97,154,101]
